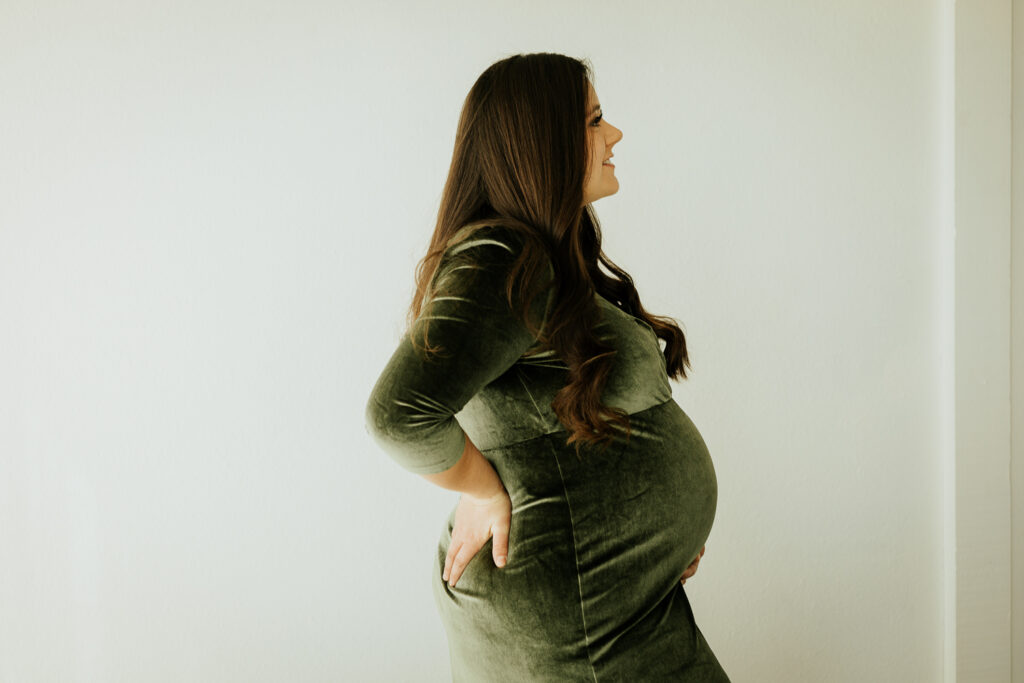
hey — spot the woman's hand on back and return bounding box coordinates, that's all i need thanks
[443,486,512,589]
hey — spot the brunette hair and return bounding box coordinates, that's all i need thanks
[405,52,691,456]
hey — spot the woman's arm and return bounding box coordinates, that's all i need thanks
[418,432,504,499]
[364,225,551,481]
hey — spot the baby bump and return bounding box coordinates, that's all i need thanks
[533,399,719,636]
[433,401,718,643]
[617,399,719,570]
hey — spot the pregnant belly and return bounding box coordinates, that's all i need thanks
[559,400,717,582]
[467,399,718,643]
[433,398,722,679]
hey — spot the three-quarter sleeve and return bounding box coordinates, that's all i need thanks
[364,226,553,474]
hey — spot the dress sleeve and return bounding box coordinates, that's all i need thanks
[364,226,553,474]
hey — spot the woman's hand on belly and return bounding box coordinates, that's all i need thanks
[679,545,706,585]
[443,486,512,589]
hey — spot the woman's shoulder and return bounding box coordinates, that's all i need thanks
[441,222,553,281]
[444,221,536,254]
[433,221,554,316]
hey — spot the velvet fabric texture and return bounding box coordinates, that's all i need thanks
[365,224,729,681]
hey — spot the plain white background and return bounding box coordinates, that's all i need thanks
[1,1,1019,681]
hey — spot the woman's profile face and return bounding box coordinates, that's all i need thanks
[583,80,623,206]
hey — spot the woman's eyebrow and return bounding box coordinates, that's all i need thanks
[589,103,602,114]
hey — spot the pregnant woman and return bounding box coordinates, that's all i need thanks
[364,52,730,682]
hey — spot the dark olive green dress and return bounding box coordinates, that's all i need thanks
[365,224,729,682]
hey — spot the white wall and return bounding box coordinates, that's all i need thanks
[954,1,1016,681]
[0,1,988,681]
[1011,0,1023,680]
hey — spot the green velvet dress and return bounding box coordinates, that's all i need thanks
[365,224,729,682]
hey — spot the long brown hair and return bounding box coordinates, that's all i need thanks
[404,52,691,456]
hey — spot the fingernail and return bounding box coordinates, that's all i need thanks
[496,556,506,567]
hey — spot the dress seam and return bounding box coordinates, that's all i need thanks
[547,435,599,683]
[514,367,546,425]
[485,381,675,456]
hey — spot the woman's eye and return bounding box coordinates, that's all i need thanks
[591,114,603,127]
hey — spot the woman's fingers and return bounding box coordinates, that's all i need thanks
[679,545,707,584]
[442,489,513,589]
[444,530,510,588]
[442,540,461,583]
[688,546,705,571]
[491,524,509,567]
[446,543,477,588]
